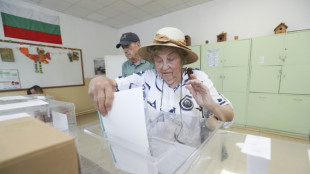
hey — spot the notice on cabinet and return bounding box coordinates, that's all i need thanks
[259,56,265,64]
[0,69,21,90]
[207,49,220,67]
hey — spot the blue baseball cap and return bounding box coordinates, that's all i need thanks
[116,32,140,48]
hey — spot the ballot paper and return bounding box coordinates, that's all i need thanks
[99,87,152,174]
[99,86,149,150]
[52,111,69,131]
[242,134,271,160]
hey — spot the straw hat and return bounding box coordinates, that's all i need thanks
[138,27,198,65]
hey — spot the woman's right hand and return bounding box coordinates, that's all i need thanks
[88,76,116,116]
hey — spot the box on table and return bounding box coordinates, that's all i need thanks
[0,117,80,174]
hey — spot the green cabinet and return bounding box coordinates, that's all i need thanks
[284,31,310,65]
[200,40,251,127]
[187,45,201,69]
[250,66,282,93]
[201,40,250,69]
[250,30,310,95]
[251,34,285,66]
[201,39,251,92]
[223,40,251,66]
[248,30,310,137]
[222,92,247,125]
[279,65,310,94]
[247,93,310,136]
[206,67,249,92]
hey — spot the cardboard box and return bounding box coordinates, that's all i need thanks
[0,117,79,174]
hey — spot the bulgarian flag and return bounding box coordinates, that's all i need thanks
[0,2,62,44]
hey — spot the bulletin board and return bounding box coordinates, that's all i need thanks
[0,39,84,91]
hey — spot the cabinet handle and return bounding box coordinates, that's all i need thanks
[282,74,286,78]
[278,55,286,62]
[259,96,266,99]
[294,98,303,102]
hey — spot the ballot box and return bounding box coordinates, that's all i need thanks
[79,116,224,174]
[0,97,76,133]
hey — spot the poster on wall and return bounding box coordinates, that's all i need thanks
[94,58,106,75]
[0,69,21,90]
[206,48,220,67]
[0,48,15,62]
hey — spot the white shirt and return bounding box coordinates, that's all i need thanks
[115,68,231,118]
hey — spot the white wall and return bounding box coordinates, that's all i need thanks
[119,0,310,47]
[0,0,119,78]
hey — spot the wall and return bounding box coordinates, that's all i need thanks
[0,0,118,115]
[119,0,310,47]
[0,0,119,78]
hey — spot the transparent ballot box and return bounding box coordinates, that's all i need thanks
[81,115,224,174]
[0,98,76,133]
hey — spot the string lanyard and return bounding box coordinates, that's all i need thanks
[159,70,184,144]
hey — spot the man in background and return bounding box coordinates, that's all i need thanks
[116,32,154,77]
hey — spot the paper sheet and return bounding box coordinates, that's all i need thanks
[241,135,271,160]
[99,87,150,173]
[100,86,149,150]
[52,111,68,131]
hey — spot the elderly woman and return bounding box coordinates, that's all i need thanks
[89,27,234,128]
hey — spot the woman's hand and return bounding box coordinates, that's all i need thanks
[185,74,217,110]
[88,76,116,116]
[185,74,234,122]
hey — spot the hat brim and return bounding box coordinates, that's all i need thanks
[116,40,132,48]
[138,43,198,65]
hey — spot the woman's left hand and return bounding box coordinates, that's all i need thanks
[185,74,217,111]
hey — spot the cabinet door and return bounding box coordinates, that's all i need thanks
[222,92,247,125]
[204,69,223,91]
[280,65,310,94]
[201,42,224,70]
[223,39,251,67]
[187,45,201,69]
[279,95,310,135]
[247,93,281,129]
[223,67,248,92]
[248,93,310,135]
[249,66,281,93]
[251,34,285,66]
[285,30,310,65]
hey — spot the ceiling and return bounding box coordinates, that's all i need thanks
[21,0,212,29]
